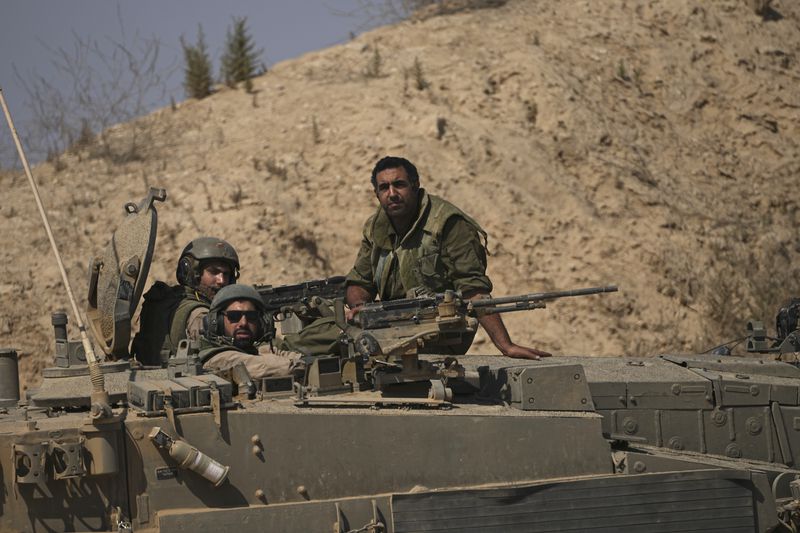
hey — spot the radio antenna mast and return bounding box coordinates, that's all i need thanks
[0,86,111,420]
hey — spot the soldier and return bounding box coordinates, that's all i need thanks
[283,156,550,360]
[131,237,240,365]
[200,284,299,378]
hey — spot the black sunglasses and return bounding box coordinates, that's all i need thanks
[222,310,260,323]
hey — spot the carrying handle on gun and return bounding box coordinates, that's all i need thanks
[334,298,348,331]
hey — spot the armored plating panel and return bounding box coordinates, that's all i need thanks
[124,405,611,526]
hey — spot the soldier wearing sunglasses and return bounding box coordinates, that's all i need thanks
[199,284,299,379]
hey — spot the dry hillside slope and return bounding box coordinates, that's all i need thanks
[1,0,799,389]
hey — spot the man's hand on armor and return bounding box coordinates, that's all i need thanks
[501,344,552,360]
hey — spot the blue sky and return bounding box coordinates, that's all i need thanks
[0,1,378,165]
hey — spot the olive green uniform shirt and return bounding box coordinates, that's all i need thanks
[346,189,492,299]
[280,190,493,357]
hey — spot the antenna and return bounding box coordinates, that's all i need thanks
[0,86,111,420]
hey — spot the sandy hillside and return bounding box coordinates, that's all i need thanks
[1,0,799,389]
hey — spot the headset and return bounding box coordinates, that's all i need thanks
[204,308,275,346]
[175,255,198,287]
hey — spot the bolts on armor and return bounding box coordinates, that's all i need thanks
[297,485,310,500]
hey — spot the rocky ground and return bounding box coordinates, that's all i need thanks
[1,0,798,389]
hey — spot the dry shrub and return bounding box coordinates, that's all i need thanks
[340,0,507,29]
[705,236,799,341]
[291,233,331,271]
[252,157,288,180]
[311,116,322,145]
[412,57,429,90]
[658,224,800,351]
[412,0,508,20]
[364,46,383,79]
[13,17,171,166]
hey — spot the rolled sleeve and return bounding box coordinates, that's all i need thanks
[440,217,493,295]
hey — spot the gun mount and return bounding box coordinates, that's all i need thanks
[3,189,800,532]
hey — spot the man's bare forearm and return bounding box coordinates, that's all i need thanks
[477,312,514,352]
[469,291,551,359]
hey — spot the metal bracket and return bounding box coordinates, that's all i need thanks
[50,438,87,479]
[334,501,345,533]
[125,187,166,215]
[334,500,386,533]
[112,504,133,533]
[164,390,177,432]
[370,499,386,532]
[13,442,48,484]
[210,385,222,431]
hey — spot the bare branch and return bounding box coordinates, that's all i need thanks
[12,21,175,164]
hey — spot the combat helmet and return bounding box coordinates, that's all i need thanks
[176,237,240,289]
[205,284,274,344]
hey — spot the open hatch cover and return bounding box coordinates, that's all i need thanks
[86,188,165,359]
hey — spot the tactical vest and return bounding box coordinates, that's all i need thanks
[131,282,209,365]
[366,192,487,299]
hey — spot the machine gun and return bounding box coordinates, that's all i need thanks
[316,285,619,401]
[351,285,619,359]
[254,276,346,335]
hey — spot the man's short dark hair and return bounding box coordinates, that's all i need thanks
[370,156,420,189]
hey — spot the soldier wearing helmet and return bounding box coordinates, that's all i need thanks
[131,237,241,365]
[199,284,299,379]
[175,237,240,299]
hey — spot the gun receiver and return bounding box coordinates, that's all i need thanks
[254,276,346,334]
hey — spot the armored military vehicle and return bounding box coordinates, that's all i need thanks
[2,188,800,532]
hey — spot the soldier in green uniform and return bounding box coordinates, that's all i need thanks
[131,237,240,365]
[200,284,299,378]
[282,156,551,360]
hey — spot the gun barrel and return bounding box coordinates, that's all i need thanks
[471,285,618,307]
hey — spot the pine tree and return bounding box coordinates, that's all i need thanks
[181,25,213,99]
[220,17,262,91]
